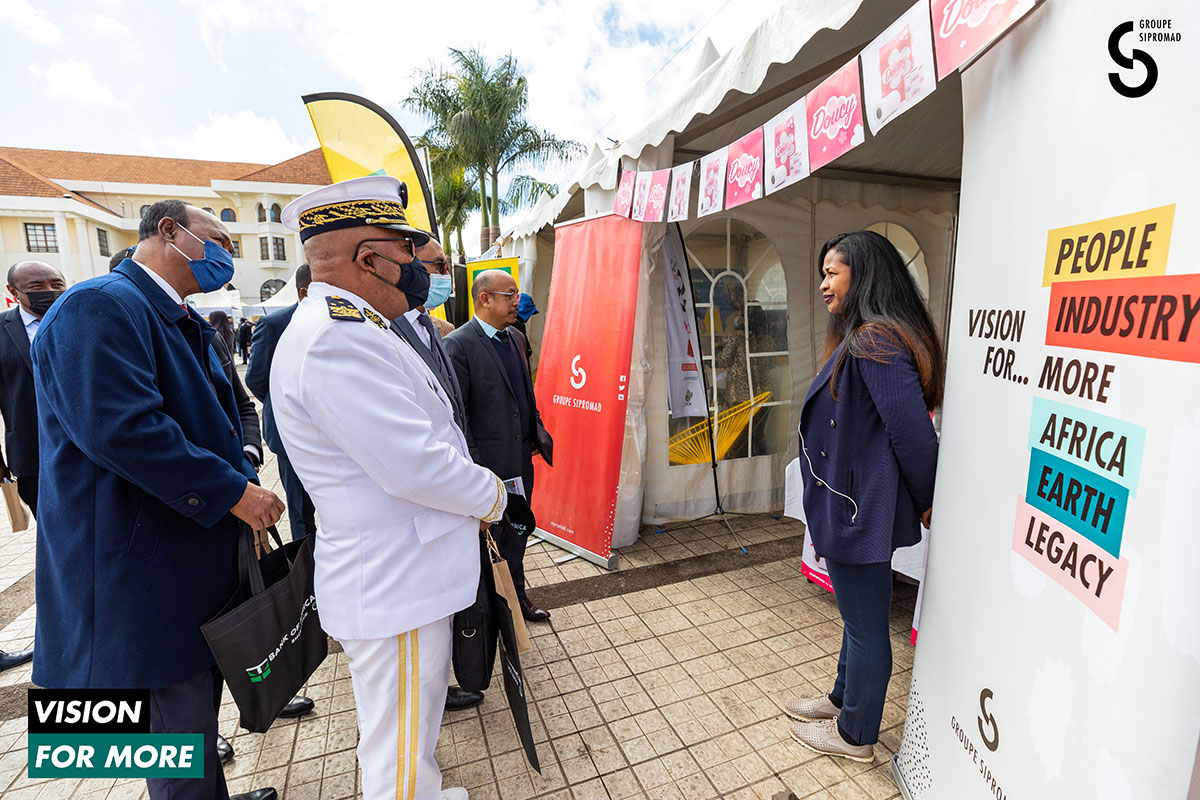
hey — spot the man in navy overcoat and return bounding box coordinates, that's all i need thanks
[32,201,285,800]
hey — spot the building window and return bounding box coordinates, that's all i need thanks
[260,279,286,301]
[220,208,237,222]
[25,223,59,253]
[668,218,791,464]
[272,237,285,261]
[140,205,150,217]
[270,204,282,223]
[256,203,266,222]
[230,240,241,258]
[201,207,214,215]
[259,237,270,261]
[97,228,111,257]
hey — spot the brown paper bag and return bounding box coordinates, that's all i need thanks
[486,531,532,654]
[2,481,28,532]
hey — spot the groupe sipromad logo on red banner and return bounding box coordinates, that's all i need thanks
[28,689,203,778]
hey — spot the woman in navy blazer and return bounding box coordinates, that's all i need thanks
[787,231,944,763]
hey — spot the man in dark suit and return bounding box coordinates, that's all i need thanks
[235,318,253,363]
[246,263,316,541]
[1,261,65,518]
[444,269,554,622]
[0,259,62,672]
[33,200,285,800]
[391,238,485,711]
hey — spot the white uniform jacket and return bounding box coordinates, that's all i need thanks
[271,282,506,641]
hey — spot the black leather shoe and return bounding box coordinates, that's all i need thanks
[277,695,314,718]
[216,735,233,764]
[229,789,277,800]
[445,686,484,711]
[0,648,33,672]
[519,597,551,623]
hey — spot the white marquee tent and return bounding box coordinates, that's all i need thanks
[503,0,969,552]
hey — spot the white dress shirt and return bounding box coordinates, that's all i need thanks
[133,259,184,305]
[402,307,431,349]
[18,306,40,343]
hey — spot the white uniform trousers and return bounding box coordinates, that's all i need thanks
[341,616,453,800]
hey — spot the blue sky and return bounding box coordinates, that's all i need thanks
[1,0,783,245]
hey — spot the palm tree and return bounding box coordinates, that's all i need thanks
[408,49,583,250]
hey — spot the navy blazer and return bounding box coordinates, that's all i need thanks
[32,259,257,690]
[0,306,39,476]
[799,337,938,564]
[244,303,297,455]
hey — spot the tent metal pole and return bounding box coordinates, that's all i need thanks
[653,222,751,554]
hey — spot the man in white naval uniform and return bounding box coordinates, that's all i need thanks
[271,176,506,800]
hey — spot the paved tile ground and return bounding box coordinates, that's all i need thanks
[0,366,913,800]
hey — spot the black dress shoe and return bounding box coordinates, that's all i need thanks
[445,686,484,711]
[229,789,277,800]
[0,648,33,672]
[277,695,314,718]
[216,735,234,764]
[519,597,551,623]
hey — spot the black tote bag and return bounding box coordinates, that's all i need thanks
[201,526,327,733]
[452,533,498,693]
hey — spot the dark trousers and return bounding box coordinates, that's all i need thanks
[825,558,893,746]
[276,449,315,541]
[147,666,227,800]
[497,454,535,601]
[16,474,37,519]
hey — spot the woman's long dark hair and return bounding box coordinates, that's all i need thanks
[208,310,235,351]
[820,230,945,410]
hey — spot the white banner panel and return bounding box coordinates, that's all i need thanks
[661,224,707,418]
[895,2,1200,799]
[667,162,694,223]
[697,147,728,218]
[762,96,810,195]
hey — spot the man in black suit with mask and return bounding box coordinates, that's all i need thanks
[444,269,553,623]
[0,260,60,671]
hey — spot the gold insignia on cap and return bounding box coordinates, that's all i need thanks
[363,307,387,329]
[298,199,408,234]
[326,295,365,322]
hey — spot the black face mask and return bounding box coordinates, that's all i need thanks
[367,248,431,309]
[25,290,64,317]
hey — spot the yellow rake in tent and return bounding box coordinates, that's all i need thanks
[668,391,773,464]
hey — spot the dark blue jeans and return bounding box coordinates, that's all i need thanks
[147,666,227,800]
[276,449,316,541]
[825,558,893,746]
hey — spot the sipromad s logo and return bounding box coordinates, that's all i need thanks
[569,355,587,389]
[246,659,271,683]
[1108,21,1158,98]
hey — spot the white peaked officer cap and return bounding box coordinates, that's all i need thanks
[282,175,432,246]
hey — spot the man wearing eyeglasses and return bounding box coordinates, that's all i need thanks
[444,270,554,623]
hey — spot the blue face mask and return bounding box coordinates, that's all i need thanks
[425,273,453,308]
[171,224,236,293]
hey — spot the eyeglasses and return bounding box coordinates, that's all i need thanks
[353,237,414,259]
[484,290,518,300]
[427,258,449,275]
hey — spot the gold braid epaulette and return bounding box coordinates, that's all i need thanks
[482,474,506,524]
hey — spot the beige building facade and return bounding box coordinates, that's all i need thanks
[0,146,331,309]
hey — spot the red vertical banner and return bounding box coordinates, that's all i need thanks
[533,214,643,562]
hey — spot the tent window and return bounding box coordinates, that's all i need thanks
[260,279,286,302]
[867,221,929,300]
[670,218,791,465]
